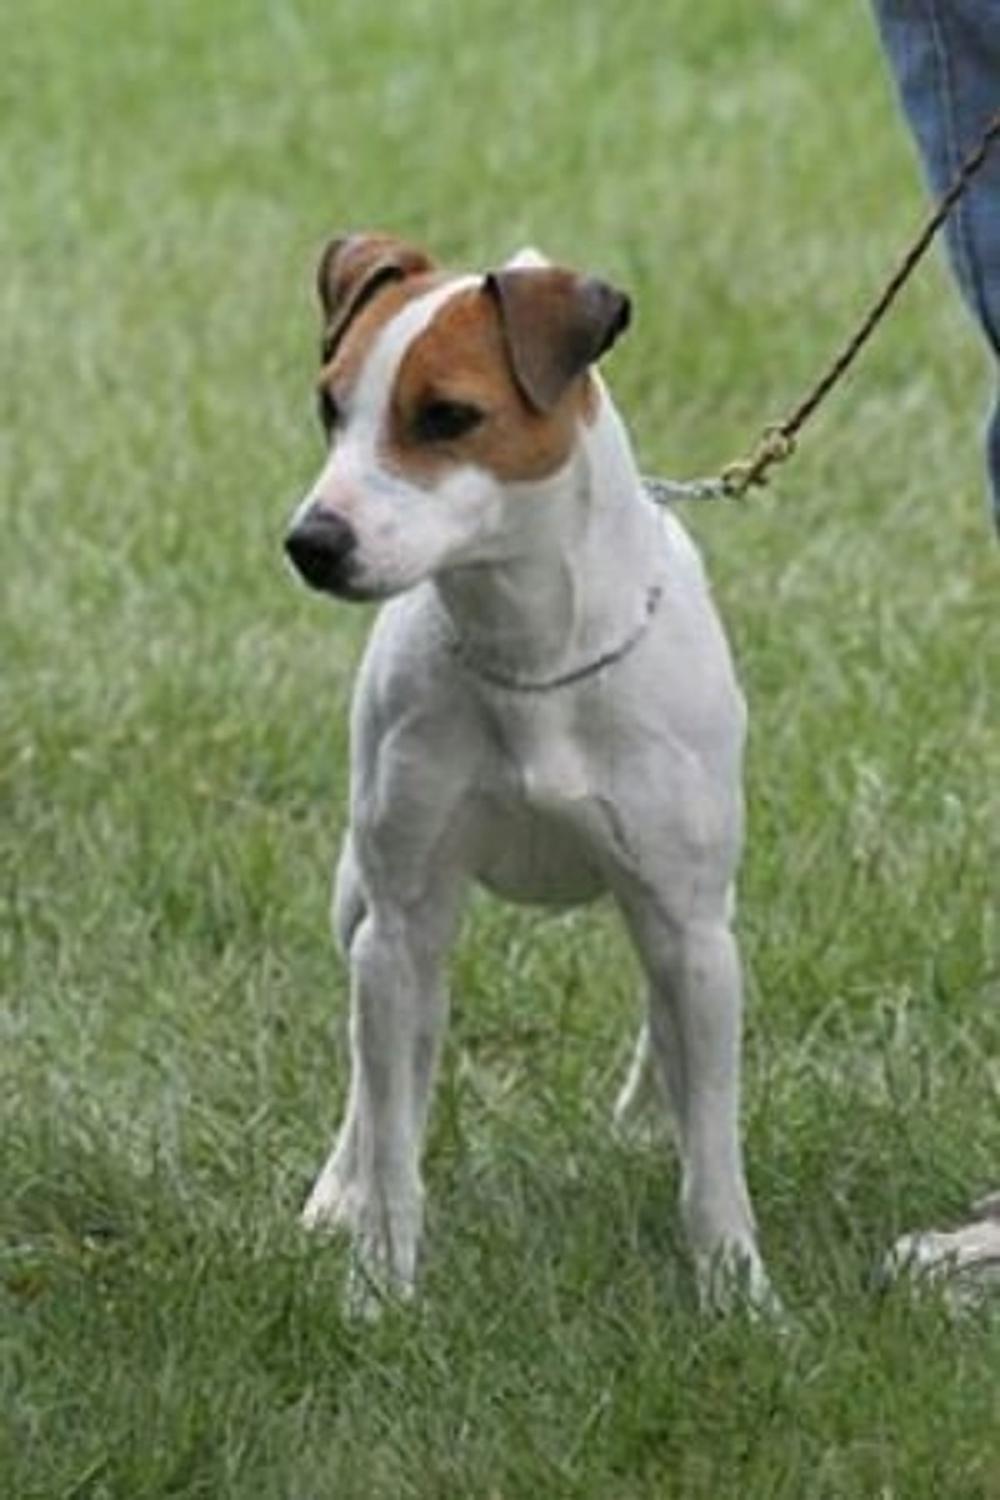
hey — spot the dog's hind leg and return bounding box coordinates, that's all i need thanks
[613,1021,674,1141]
[613,1022,656,1132]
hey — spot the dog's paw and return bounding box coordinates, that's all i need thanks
[302,1170,422,1317]
[694,1244,786,1325]
[341,1252,417,1323]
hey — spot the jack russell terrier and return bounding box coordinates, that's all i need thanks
[284,232,775,1313]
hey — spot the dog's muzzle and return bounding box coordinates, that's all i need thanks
[284,508,359,595]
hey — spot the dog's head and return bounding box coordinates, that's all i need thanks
[284,233,631,600]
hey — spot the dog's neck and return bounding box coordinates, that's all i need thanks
[434,387,663,686]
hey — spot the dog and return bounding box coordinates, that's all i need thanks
[284,232,774,1313]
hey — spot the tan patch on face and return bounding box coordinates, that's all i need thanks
[383,287,595,486]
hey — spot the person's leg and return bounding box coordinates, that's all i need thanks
[872,0,1000,526]
[871,5,1000,1293]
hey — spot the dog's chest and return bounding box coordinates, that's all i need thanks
[467,693,622,906]
[491,694,593,806]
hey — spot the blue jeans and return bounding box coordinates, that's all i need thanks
[872,0,1000,527]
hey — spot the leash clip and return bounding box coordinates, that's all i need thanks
[720,424,796,499]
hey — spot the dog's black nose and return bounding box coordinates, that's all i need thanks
[284,510,358,593]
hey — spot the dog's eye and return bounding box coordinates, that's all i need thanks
[317,387,340,437]
[413,399,485,444]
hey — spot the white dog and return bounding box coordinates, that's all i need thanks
[284,233,773,1312]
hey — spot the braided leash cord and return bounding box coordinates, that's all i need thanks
[646,107,1000,505]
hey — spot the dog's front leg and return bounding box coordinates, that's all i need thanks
[302,883,463,1306]
[621,900,774,1313]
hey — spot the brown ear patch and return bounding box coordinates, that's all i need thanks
[484,267,631,413]
[316,233,435,362]
[383,284,598,486]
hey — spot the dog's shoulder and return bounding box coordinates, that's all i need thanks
[354,586,470,720]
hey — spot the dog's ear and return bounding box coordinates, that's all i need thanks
[484,266,631,413]
[316,233,434,361]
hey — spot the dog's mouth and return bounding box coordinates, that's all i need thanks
[285,560,384,604]
[283,547,398,605]
[311,575,392,604]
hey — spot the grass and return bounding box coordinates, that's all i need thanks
[2,0,999,1494]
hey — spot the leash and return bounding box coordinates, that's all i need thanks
[645,107,1000,505]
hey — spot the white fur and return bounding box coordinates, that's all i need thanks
[291,275,775,1314]
[886,1194,1000,1305]
[505,244,550,269]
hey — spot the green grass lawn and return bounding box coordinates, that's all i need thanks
[2,0,999,1495]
